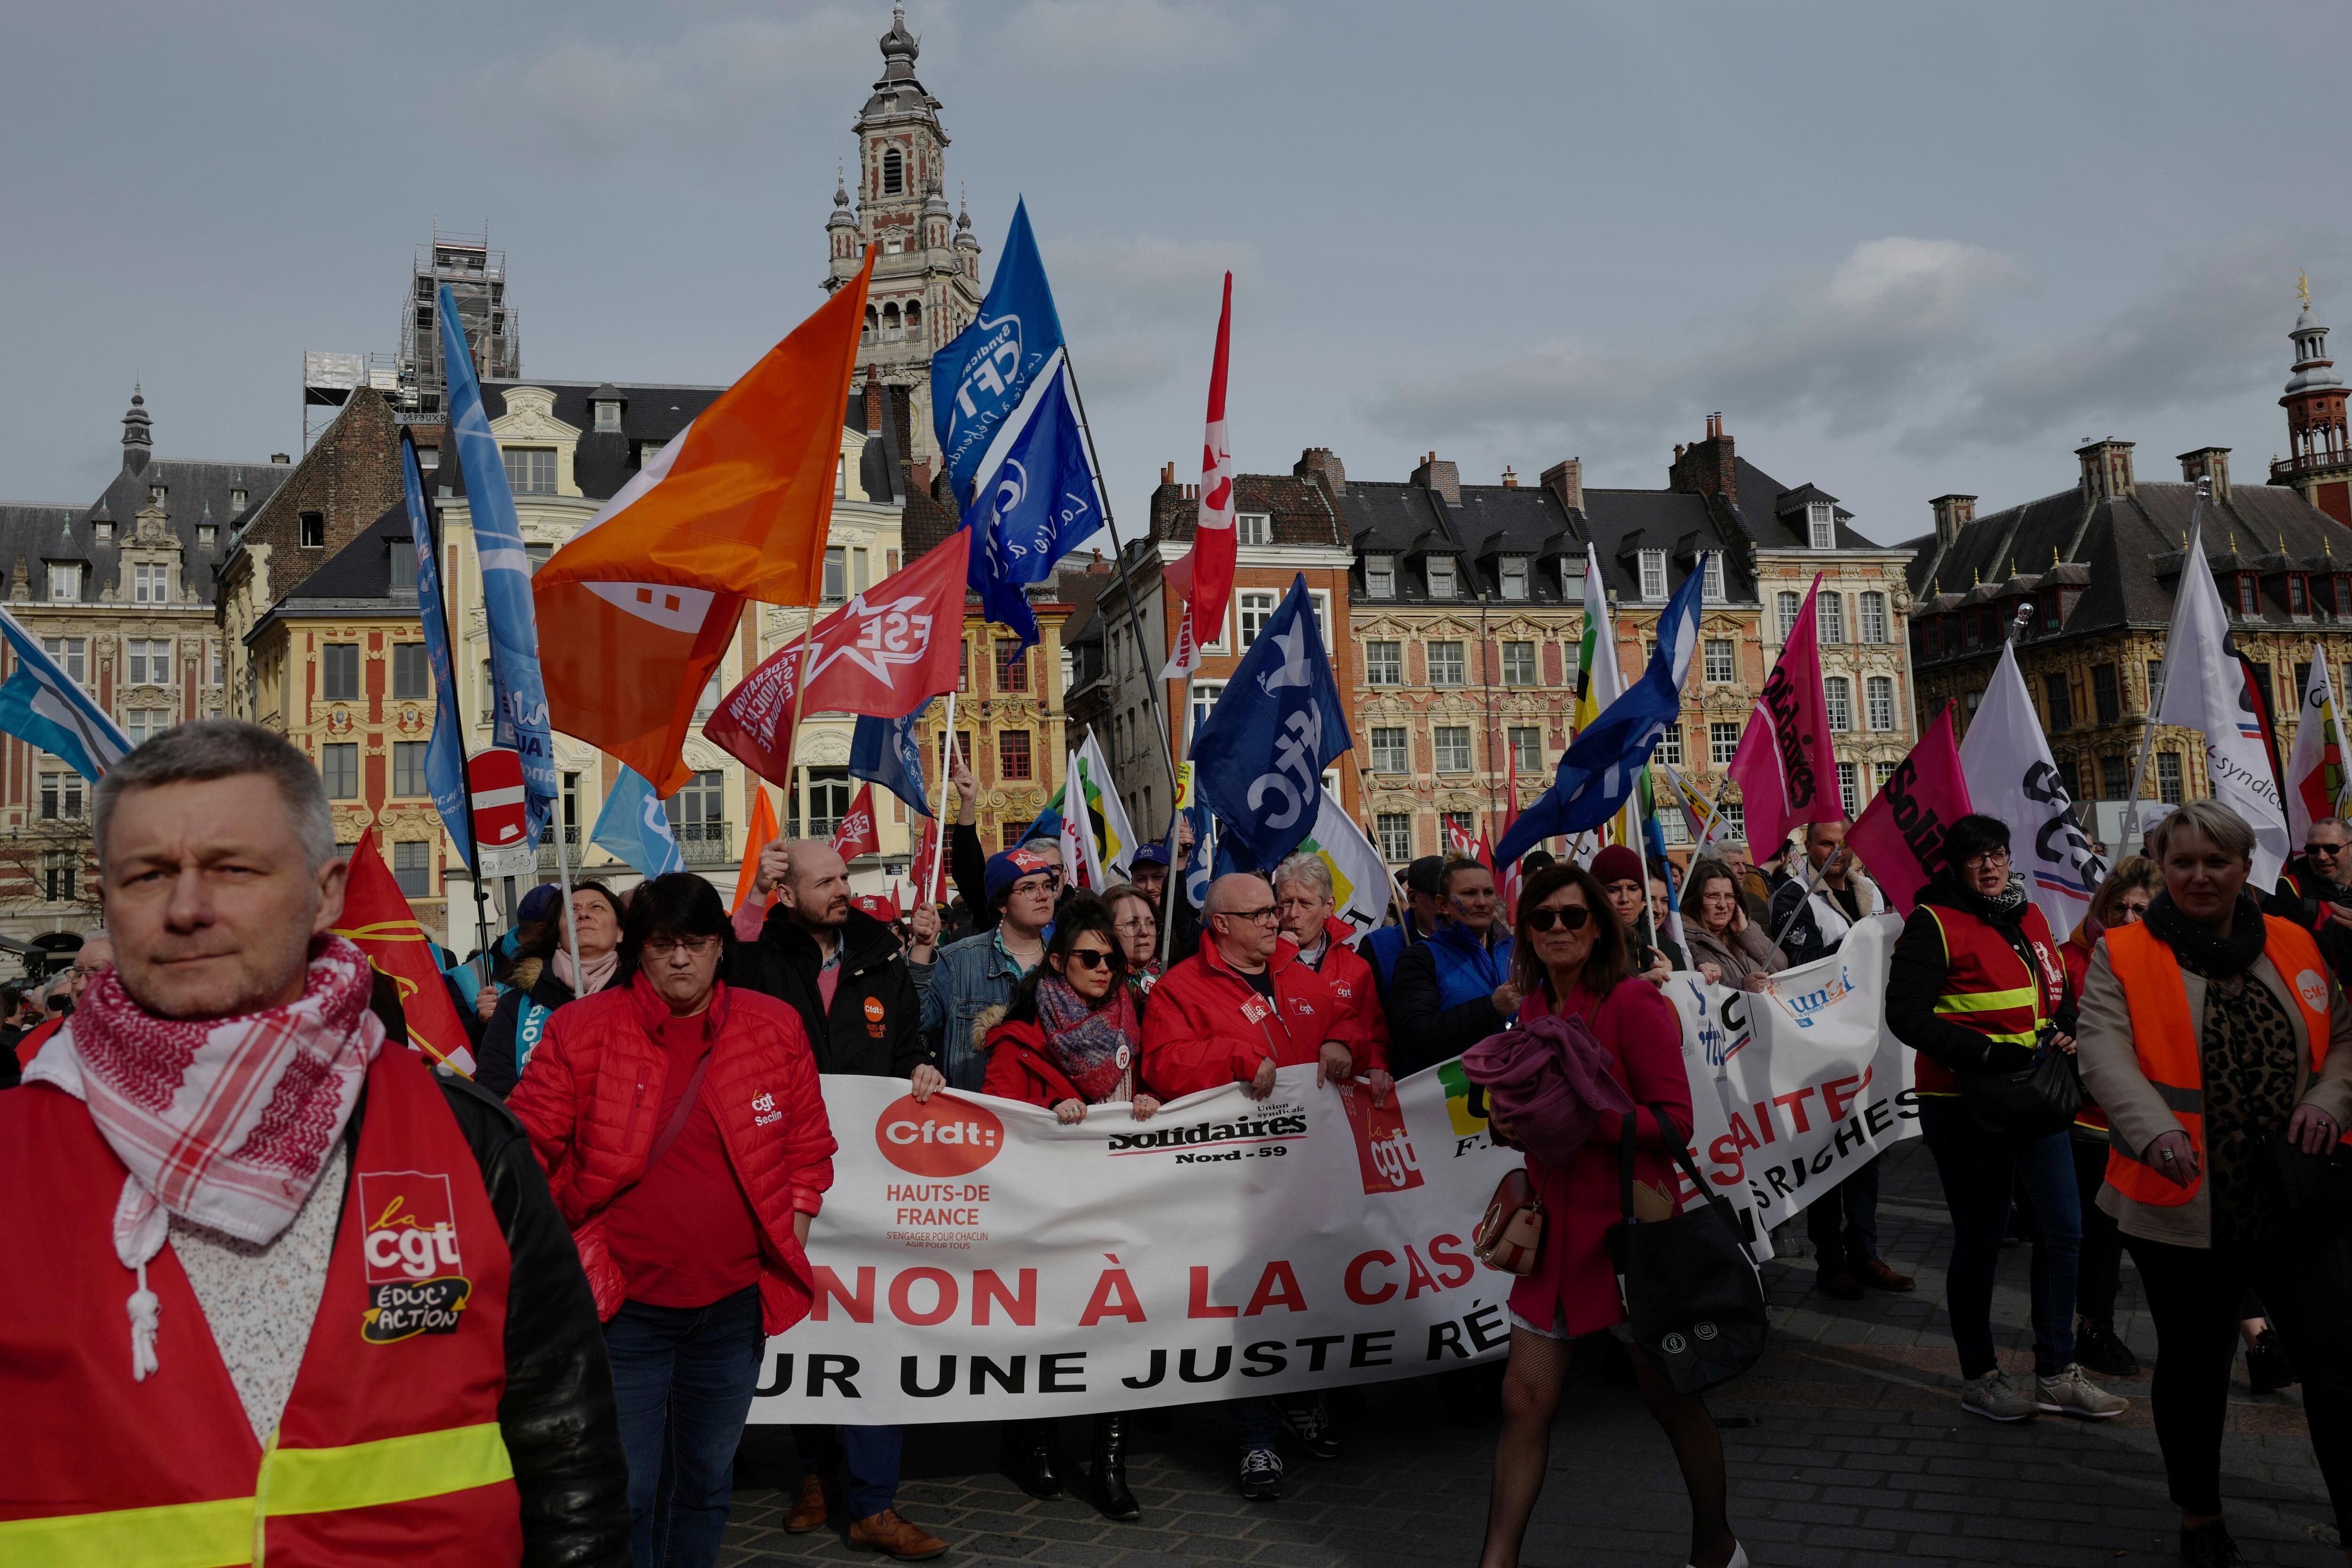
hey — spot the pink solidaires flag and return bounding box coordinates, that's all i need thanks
[1727,573,1838,857]
[1847,706,1975,917]
[1161,274,1237,681]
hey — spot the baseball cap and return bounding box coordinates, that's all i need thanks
[1130,843,1172,870]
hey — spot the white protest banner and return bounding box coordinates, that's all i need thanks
[753,1064,1522,1425]
[1664,913,1919,1251]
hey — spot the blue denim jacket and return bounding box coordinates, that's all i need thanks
[918,929,1031,1090]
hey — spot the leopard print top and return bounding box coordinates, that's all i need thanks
[2189,964,2303,1244]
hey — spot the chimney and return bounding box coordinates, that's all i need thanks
[270,453,291,464]
[1541,458,1584,514]
[1160,461,1176,486]
[2177,446,2232,499]
[908,457,933,495]
[1929,494,1977,547]
[864,374,885,437]
[1410,452,1461,505]
[2077,438,2136,501]
[1294,446,1347,494]
[1500,466,1519,488]
[1668,413,1737,506]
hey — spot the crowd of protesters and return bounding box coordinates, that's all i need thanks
[9,718,2352,1568]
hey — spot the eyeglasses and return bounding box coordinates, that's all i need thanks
[1010,876,1056,898]
[1525,905,1595,932]
[2114,899,2151,922]
[1221,906,1281,924]
[2308,843,2347,858]
[1065,948,1118,971]
[1113,917,1156,936]
[643,936,723,957]
[1961,849,2012,869]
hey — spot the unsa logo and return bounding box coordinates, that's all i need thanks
[875,1094,1005,1177]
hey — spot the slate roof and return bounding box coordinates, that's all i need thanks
[0,444,292,609]
[1149,474,1346,549]
[263,502,412,618]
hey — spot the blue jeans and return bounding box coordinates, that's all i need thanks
[604,1287,765,1568]
[1918,1098,2080,1379]
[793,1425,903,1520]
[1807,1153,1882,1275]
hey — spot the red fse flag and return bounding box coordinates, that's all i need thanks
[830,783,881,860]
[1727,573,1838,856]
[1846,705,1974,917]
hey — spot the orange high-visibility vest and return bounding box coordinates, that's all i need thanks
[2102,915,2332,1208]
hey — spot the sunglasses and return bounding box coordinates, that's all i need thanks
[2307,843,2347,858]
[1525,905,1595,933]
[1064,948,1118,971]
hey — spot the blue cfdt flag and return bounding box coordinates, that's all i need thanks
[402,433,477,870]
[1191,574,1354,870]
[963,358,1102,649]
[1498,555,1710,865]
[850,697,935,817]
[438,283,556,844]
[932,199,1066,504]
[591,766,686,879]
[0,605,129,782]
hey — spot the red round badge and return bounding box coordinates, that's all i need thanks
[875,1094,1005,1176]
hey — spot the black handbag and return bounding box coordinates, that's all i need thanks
[2261,1132,2352,1224]
[1959,1031,2083,1146]
[1611,1103,1769,1395]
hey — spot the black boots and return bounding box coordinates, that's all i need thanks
[2074,1318,2141,1378]
[1090,1412,1139,1521]
[2245,1328,2297,1395]
[1003,1418,1064,1500]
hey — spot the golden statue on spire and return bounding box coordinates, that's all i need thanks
[2300,269,2312,308]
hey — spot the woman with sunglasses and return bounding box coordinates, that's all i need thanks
[2062,858,2160,1377]
[1478,862,1743,1568]
[1678,857,1785,991]
[979,895,1158,1522]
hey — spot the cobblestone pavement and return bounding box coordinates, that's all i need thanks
[717,1143,2343,1568]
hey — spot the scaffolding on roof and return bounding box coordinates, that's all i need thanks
[394,223,522,424]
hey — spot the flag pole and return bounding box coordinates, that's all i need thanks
[2122,478,2209,852]
[926,690,958,906]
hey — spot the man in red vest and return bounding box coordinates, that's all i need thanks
[0,719,630,1566]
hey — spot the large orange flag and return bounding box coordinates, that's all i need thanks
[733,786,781,915]
[333,833,477,1076]
[535,251,876,794]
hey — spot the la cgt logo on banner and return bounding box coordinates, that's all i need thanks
[358,1171,473,1343]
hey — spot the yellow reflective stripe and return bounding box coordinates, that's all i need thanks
[0,1496,252,1568]
[1934,987,2037,1014]
[260,1422,513,1518]
[1967,1028,2041,1047]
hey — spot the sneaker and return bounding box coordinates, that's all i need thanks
[2035,1363,2128,1419]
[1277,1395,1341,1460]
[1959,1369,2038,1422]
[2074,1319,2141,1379]
[1237,1446,1285,1502]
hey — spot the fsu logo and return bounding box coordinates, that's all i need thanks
[358,1171,471,1343]
[1337,1082,1425,1195]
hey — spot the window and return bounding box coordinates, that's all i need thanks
[999,730,1033,780]
[1500,557,1529,600]
[322,644,360,702]
[1703,554,1726,604]
[1189,681,1224,740]
[1365,556,1395,598]
[1808,501,1836,550]
[1560,555,1585,598]
[1859,591,1888,644]
[2043,591,2064,631]
[1656,724,1683,766]
[150,485,166,506]
[882,147,904,194]
[126,639,172,685]
[2147,660,2165,713]
[1661,813,1691,846]
[1817,592,1846,645]
[230,488,247,515]
[1720,802,1747,840]
[321,743,358,799]
[393,741,429,796]
[792,768,853,840]
[998,820,1031,850]
[2290,575,2310,615]
[388,538,418,594]
[392,644,429,700]
[1638,550,1667,601]
[2042,673,2073,732]
[1237,513,1271,546]
[823,546,847,603]
[2092,664,2121,726]
[1777,590,1802,641]
[594,400,621,432]
[1442,811,1476,844]
[1376,813,1413,862]
[694,668,722,719]
[664,772,725,843]
[122,710,170,747]
[299,511,325,548]
[46,563,79,601]
[1825,677,1852,731]
[2157,750,2184,804]
[1702,639,1735,684]
[853,548,870,594]
[501,448,556,496]
[43,852,75,904]
[2238,575,2261,616]
[40,637,85,685]
[132,562,167,604]
[1371,726,1408,773]
[1875,760,1897,792]
[1238,589,1279,648]
[1502,641,1536,685]
[1428,641,1466,686]
[1866,675,1895,731]
[1710,721,1741,765]
[197,525,215,549]
[2102,755,2128,799]
[995,639,1029,692]
[393,842,432,899]
[1838,761,1860,819]
[1508,726,1542,772]
[39,771,83,821]
[93,521,112,544]
[1366,640,1402,685]
[1433,725,1471,772]
[561,771,581,836]
[1426,557,1457,598]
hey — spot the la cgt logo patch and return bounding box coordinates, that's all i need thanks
[358,1170,473,1343]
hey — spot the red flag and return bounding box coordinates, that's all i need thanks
[1161,274,1236,680]
[1847,706,1974,917]
[1728,573,1838,855]
[331,833,476,1077]
[705,530,969,786]
[830,783,881,860]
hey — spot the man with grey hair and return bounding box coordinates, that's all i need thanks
[0,719,629,1563]
[1272,852,1392,1105]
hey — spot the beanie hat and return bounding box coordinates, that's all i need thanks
[1403,855,1447,896]
[985,847,1054,908]
[516,883,562,923]
[1589,845,1645,885]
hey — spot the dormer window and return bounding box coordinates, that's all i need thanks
[2291,575,2311,614]
[594,400,622,431]
[46,563,79,601]
[197,524,215,549]
[2044,591,2062,631]
[149,485,166,507]
[1561,555,1585,598]
[1426,557,1457,598]
[133,563,168,603]
[230,488,247,514]
[1365,556,1395,598]
[501,447,556,496]
[93,522,113,544]
[1702,554,1726,604]
[1499,557,1528,600]
[1808,501,1835,550]
[1638,549,1667,601]
[2237,575,2261,616]
[1237,513,1271,546]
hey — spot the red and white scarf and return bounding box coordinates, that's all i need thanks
[27,936,383,1378]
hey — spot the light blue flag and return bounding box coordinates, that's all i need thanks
[591,766,685,879]
[1192,575,1354,870]
[850,698,934,818]
[0,605,130,782]
[964,358,1101,650]
[402,434,477,871]
[931,199,1066,505]
[438,284,556,844]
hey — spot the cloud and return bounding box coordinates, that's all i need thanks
[985,0,1276,80]
[1045,233,1258,399]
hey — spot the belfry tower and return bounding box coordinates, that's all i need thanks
[2272,272,2352,525]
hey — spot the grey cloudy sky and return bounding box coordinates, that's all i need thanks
[5,0,2349,549]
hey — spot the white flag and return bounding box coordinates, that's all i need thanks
[1072,730,1136,891]
[1296,787,1395,942]
[1059,752,1093,891]
[2154,516,2292,884]
[2283,644,2351,847]
[1959,640,2108,940]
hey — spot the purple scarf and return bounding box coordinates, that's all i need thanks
[1034,974,1138,1103]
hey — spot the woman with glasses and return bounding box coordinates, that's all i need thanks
[1678,857,1786,991]
[511,873,837,1568]
[1100,882,1166,1004]
[1479,862,1742,1568]
[980,895,1159,1520]
[2061,858,2160,1377]
[1886,815,2127,1426]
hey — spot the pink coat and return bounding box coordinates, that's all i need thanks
[1505,973,1693,1337]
